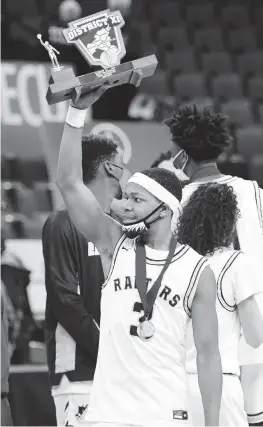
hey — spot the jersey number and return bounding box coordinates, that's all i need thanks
[130,302,152,337]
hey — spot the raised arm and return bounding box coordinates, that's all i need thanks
[56,87,122,251]
[191,266,222,427]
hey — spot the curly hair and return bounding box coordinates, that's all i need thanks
[177,183,240,255]
[82,134,118,183]
[164,105,233,162]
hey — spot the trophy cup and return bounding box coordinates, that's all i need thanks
[39,9,158,105]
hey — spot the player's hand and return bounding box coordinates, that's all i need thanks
[71,84,110,110]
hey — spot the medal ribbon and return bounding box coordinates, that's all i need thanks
[135,236,177,321]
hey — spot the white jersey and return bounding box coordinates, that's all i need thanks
[183,175,263,365]
[186,249,263,376]
[85,235,208,425]
[182,175,263,263]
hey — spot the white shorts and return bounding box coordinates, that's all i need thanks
[188,373,248,426]
[53,392,91,426]
[240,364,263,425]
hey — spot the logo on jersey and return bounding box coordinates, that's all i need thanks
[91,122,132,165]
[88,242,100,256]
[62,9,126,69]
[173,410,188,420]
[113,276,181,308]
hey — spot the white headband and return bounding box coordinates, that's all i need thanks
[128,172,182,213]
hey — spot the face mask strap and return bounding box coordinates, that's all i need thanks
[173,149,188,171]
[124,202,164,227]
[107,163,124,182]
[144,202,165,226]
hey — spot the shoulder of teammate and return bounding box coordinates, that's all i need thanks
[231,176,262,198]
[196,263,216,295]
[182,185,195,205]
[183,246,210,316]
[185,245,208,266]
[190,247,216,301]
[41,209,92,258]
[191,265,218,352]
[230,251,263,305]
[42,209,74,239]
[235,250,263,348]
[46,209,123,259]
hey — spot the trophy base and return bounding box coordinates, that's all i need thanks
[49,67,77,84]
[46,55,158,105]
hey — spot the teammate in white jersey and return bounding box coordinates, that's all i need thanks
[55,87,222,426]
[176,182,263,426]
[165,105,263,426]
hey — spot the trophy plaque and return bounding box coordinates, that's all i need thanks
[40,9,158,105]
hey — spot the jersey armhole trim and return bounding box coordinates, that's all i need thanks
[217,252,242,312]
[183,257,208,318]
[252,181,263,231]
[101,234,127,290]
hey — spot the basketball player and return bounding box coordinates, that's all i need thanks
[42,131,128,426]
[55,87,222,426]
[165,105,263,426]
[150,151,189,194]
[177,182,263,426]
[151,150,172,168]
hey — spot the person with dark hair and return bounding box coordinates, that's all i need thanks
[165,105,263,427]
[150,150,172,168]
[177,183,263,426]
[151,150,190,187]
[55,87,222,427]
[42,97,127,426]
[80,135,124,195]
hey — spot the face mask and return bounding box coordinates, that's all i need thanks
[109,163,124,181]
[122,203,164,239]
[108,163,124,199]
[172,150,190,183]
[158,159,189,183]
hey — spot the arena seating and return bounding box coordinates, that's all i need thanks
[1,157,52,238]
[134,0,263,128]
[221,99,254,128]
[193,28,225,53]
[133,0,263,184]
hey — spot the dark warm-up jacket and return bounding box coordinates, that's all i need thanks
[42,209,104,386]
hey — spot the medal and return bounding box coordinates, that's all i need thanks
[135,236,177,343]
[137,319,155,341]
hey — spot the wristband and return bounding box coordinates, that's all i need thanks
[66,105,87,128]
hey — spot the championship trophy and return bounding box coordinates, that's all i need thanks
[38,9,158,105]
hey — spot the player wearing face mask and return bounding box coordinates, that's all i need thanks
[55,87,222,427]
[165,105,263,427]
[151,150,190,185]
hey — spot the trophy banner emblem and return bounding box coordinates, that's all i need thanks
[62,9,126,69]
[44,8,158,105]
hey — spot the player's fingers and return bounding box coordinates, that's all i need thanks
[97,84,111,94]
[88,84,110,95]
